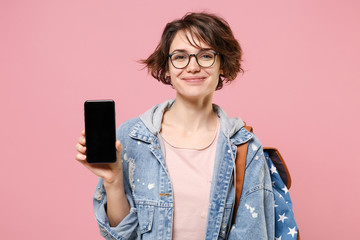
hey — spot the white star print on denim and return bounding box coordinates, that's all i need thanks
[288,227,298,238]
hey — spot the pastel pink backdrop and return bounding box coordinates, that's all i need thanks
[1,0,359,239]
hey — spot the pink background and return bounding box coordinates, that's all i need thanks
[1,0,359,239]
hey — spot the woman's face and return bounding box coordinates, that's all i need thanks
[166,30,222,101]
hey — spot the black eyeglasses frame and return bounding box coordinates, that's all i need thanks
[168,50,219,69]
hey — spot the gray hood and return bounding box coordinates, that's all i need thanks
[139,99,245,138]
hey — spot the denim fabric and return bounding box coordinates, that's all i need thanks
[93,100,275,240]
[264,152,298,239]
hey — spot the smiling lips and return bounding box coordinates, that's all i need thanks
[182,77,207,83]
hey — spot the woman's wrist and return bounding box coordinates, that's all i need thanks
[103,176,124,191]
[103,175,130,227]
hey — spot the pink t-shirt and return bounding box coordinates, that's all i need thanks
[161,119,220,240]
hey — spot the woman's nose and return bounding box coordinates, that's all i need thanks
[186,55,201,72]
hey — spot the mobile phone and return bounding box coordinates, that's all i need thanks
[84,100,117,163]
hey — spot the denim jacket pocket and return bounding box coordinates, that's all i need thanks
[137,204,155,234]
[219,204,233,239]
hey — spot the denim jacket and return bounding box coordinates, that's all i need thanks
[93,100,275,240]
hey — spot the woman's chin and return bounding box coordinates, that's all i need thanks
[176,90,213,101]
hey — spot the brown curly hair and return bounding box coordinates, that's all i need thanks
[141,12,243,90]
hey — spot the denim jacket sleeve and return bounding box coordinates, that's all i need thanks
[228,135,275,240]
[92,120,140,240]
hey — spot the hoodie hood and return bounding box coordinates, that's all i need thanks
[139,99,245,138]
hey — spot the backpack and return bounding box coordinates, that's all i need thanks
[233,125,300,240]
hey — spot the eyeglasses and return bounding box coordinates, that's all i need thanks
[168,50,218,69]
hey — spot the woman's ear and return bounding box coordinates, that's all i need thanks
[165,71,173,86]
[165,67,171,78]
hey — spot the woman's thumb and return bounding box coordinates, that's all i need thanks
[116,140,122,161]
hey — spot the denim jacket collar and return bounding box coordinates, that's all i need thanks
[131,99,252,145]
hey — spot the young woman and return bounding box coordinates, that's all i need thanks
[76,12,274,240]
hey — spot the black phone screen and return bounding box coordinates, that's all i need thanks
[84,100,116,163]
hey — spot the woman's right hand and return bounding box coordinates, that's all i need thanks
[75,130,124,185]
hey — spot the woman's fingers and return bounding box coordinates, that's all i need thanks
[116,140,122,151]
[78,130,86,146]
[75,152,86,161]
[78,135,86,146]
[75,133,124,182]
[75,130,87,162]
[76,143,86,154]
[116,140,122,162]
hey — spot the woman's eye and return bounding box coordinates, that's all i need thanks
[199,52,214,60]
[173,54,187,61]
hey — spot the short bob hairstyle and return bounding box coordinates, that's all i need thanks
[141,12,243,90]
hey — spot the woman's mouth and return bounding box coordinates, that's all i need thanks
[182,77,206,83]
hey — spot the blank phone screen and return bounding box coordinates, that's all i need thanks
[84,100,116,163]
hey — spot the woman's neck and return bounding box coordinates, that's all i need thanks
[162,94,217,133]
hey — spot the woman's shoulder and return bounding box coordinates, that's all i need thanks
[116,117,142,141]
[232,125,265,168]
[119,117,141,129]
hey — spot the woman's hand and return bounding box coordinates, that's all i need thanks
[75,130,123,185]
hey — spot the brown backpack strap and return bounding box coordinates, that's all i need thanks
[232,125,252,224]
